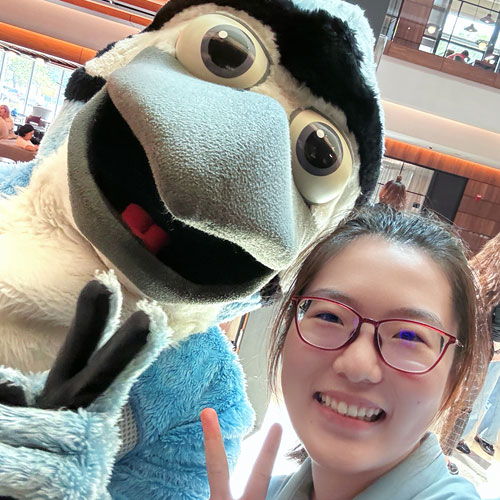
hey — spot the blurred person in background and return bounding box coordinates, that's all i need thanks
[0,104,16,139]
[378,176,407,211]
[15,124,38,152]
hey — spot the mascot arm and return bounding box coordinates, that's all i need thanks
[0,280,170,500]
[108,326,255,500]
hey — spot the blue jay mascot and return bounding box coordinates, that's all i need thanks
[0,0,383,498]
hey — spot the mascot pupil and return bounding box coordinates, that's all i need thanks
[0,0,383,498]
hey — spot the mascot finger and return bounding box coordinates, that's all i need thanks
[38,311,150,410]
[42,280,112,389]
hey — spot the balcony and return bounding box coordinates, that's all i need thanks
[383,0,500,90]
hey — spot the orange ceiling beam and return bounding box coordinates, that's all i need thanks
[121,0,165,11]
[385,138,500,185]
[0,22,97,64]
[60,0,151,26]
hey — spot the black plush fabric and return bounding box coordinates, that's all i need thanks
[64,67,106,102]
[64,41,119,102]
[65,0,382,198]
[147,0,383,199]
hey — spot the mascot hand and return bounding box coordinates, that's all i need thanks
[0,279,170,500]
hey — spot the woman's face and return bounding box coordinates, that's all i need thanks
[281,236,458,478]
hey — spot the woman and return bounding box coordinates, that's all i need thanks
[378,175,407,211]
[202,206,488,499]
[15,124,39,152]
[0,104,16,139]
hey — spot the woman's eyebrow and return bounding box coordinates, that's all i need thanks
[385,307,445,330]
[305,288,445,330]
[305,288,361,310]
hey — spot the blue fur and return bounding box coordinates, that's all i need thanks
[0,321,252,499]
[216,292,263,323]
[0,160,35,196]
[109,327,254,499]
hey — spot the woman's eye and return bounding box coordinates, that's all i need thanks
[290,109,353,205]
[317,312,343,325]
[176,14,269,89]
[394,330,423,343]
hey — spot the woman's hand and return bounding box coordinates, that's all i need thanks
[201,408,282,500]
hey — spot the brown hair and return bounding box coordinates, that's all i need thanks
[378,175,407,210]
[470,232,500,312]
[268,205,489,443]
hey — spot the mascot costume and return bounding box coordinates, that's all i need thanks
[0,0,383,498]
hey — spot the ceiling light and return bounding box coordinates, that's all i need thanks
[426,24,439,35]
[465,23,478,32]
[480,13,494,23]
[477,40,488,50]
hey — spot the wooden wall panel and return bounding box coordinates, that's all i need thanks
[453,212,498,237]
[464,181,500,203]
[385,138,500,254]
[393,0,432,48]
[385,139,500,186]
[384,41,500,89]
[455,229,490,254]
[458,196,500,222]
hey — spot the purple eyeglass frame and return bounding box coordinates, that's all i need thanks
[291,296,463,375]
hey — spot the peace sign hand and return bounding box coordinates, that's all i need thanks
[201,408,282,500]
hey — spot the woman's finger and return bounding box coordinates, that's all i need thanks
[243,423,282,499]
[201,408,231,500]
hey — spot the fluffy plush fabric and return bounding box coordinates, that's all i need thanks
[109,327,253,499]
[144,0,383,199]
[0,1,382,498]
[0,273,173,499]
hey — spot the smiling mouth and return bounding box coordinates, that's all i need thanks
[314,392,386,423]
[86,93,270,287]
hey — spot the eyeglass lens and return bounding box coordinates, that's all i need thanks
[296,298,447,373]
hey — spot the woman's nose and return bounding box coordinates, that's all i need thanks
[331,323,383,384]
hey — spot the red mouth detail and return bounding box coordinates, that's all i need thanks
[121,203,170,255]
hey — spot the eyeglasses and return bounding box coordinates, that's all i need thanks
[291,297,463,374]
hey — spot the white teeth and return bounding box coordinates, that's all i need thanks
[347,404,358,417]
[337,401,348,415]
[319,393,382,422]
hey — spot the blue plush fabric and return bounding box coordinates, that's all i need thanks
[0,278,253,499]
[0,286,170,500]
[109,327,254,499]
[0,160,36,196]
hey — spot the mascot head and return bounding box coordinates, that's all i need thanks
[61,0,383,306]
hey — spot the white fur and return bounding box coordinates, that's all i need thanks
[0,1,374,372]
[0,143,220,372]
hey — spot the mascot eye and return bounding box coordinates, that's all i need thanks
[290,109,353,205]
[176,14,269,89]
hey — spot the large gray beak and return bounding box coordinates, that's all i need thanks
[67,47,309,304]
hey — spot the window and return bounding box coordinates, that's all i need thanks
[0,48,75,125]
